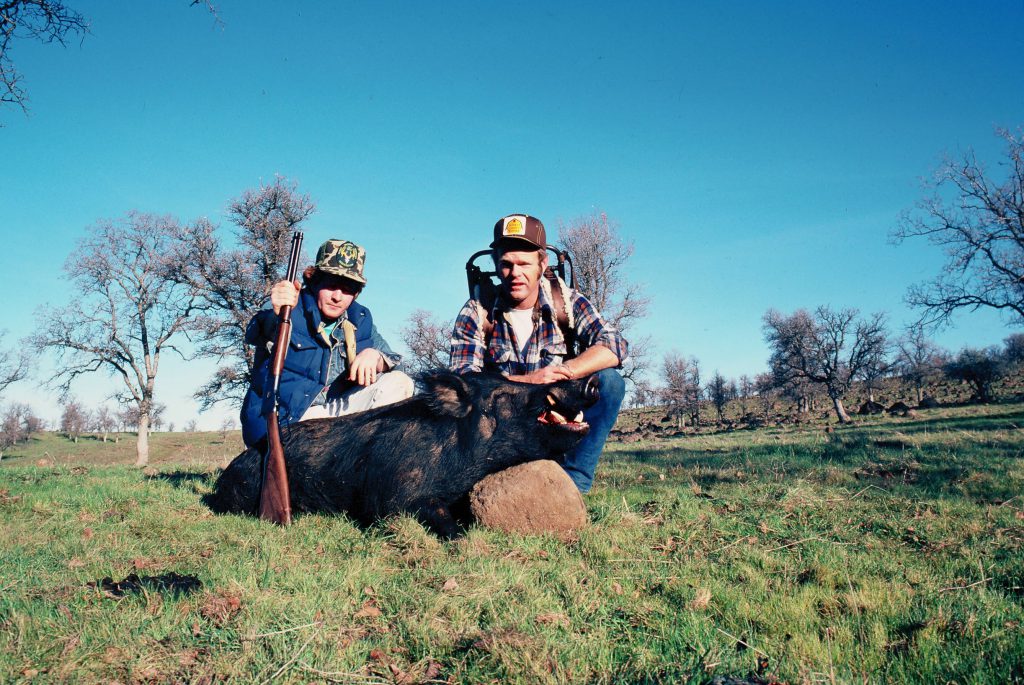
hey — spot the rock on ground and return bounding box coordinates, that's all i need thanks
[858,401,885,415]
[888,401,912,416]
[469,460,587,539]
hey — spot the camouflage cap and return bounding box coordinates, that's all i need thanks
[490,214,547,251]
[314,239,367,285]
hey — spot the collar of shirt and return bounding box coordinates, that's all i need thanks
[317,312,348,347]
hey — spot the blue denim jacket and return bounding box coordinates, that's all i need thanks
[240,288,400,447]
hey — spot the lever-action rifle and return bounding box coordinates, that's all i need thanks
[258,230,304,525]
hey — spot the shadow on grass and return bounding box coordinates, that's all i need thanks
[152,470,214,489]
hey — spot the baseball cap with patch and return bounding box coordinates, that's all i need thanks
[314,239,367,285]
[489,214,547,251]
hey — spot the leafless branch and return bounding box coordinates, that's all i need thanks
[0,330,30,396]
[0,0,88,113]
[400,309,452,375]
[892,126,1024,328]
[170,176,315,409]
[557,211,651,334]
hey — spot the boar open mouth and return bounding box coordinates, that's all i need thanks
[537,393,589,433]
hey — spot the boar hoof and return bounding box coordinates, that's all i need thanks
[469,460,587,540]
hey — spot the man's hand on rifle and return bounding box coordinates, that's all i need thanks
[271,280,301,315]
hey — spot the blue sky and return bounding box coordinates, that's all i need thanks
[3,1,1023,430]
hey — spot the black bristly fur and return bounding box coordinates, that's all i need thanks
[206,371,597,538]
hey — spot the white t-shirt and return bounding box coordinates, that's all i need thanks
[505,308,535,357]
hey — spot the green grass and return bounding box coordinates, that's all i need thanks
[0,429,244,468]
[1,404,1023,683]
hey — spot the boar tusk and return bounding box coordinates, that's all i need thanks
[538,409,568,424]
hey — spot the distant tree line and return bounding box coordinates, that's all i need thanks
[634,330,1023,430]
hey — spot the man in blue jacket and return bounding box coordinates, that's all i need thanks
[240,238,412,448]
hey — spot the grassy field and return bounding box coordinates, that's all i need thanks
[1,403,1022,683]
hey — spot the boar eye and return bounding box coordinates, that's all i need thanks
[493,390,518,420]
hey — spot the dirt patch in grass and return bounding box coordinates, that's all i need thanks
[853,459,920,483]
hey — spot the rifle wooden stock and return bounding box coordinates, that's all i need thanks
[258,230,303,526]
[259,408,291,524]
[258,308,293,525]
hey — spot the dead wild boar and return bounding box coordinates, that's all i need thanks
[206,371,598,537]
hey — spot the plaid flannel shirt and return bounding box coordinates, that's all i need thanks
[449,285,628,375]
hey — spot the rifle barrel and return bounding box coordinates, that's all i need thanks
[258,229,304,526]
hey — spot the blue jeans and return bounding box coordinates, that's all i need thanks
[561,368,625,493]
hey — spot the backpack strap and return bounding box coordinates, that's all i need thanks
[341,319,357,367]
[475,300,496,349]
[544,269,577,361]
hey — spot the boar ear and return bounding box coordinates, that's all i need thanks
[421,372,473,418]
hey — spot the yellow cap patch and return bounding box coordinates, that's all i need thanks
[503,216,526,236]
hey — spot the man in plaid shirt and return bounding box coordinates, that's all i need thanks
[450,213,628,492]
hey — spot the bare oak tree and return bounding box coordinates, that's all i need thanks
[629,378,655,409]
[753,372,778,422]
[895,326,948,404]
[59,397,87,443]
[32,212,199,466]
[685,356,702,427]
[150,402,167,432]
[659,351,701,429]
[763,307,889,424]
[770,353,819,415]
[0,402,35,457]
[893,127,1024,328]
[172,177,315,409]
[707,371,733,423]
[93,404,116,442]
[1004,332,1024,366]
[736,374,754,415]
[400,309,452,375]
[219,416,236,440]
[945,346,1005,403]
[617,334,654,386]
[558,211,652,384]
[856,336,892,405]
[117,404,138,433]
[658,352,688,429]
